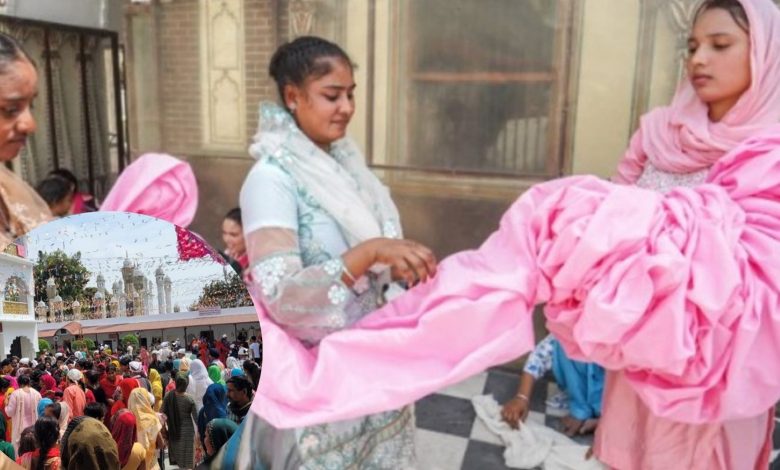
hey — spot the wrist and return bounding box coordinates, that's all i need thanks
[515,393,529,402]
[366,238,384,263]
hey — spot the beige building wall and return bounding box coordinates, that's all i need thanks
[571,0,641,178]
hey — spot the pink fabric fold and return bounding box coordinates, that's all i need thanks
[254,134,780,429]
[101,153,198,227]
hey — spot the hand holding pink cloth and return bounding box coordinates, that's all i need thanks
[254,133,780,429]
[101,153,197,227]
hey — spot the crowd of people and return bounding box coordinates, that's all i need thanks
[0,338,261,469]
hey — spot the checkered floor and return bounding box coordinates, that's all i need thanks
[415,368,780,470]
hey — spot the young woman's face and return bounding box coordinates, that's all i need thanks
[687,8,751,121]
[0,59,37,161]
[285,58,356,150]
[221,218,245,256]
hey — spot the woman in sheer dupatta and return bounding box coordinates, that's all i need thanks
[235,35,437,469]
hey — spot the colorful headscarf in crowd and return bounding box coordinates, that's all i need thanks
[61,416,120,470]
[128,388,162,461]
[37,397,53,417]
[197,383,227,447]
[204,418,238,463]
[110,409,138,467]
[208,365,225,386]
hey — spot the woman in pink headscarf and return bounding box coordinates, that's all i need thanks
[242,1,780,469]
[39,373,58,399]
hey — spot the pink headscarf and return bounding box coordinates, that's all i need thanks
[101,153,198,227]
[3,375,17,389]
[40,373,57,393]
[616,0,780,182]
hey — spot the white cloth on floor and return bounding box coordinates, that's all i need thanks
[472,394,606,470]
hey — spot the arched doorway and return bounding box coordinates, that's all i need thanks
[9,337,21,358]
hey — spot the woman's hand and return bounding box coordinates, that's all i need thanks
[501,395,530,429]
[371,238,437,286]
[343,238,437,288]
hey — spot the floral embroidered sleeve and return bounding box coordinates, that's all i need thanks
[240,162,358,345]
[522,334,555,380]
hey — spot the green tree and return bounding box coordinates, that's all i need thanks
[38,339,50,352]
[34,250,91,304]
[194,273,252,309]
[82,287,98,301]
[121,334,139,351]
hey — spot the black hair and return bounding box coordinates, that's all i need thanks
[35,176,73,206]
[224,207,242,226]
[107,364,117,373]
[83,402,105,421]
[18,374,30,386]
[175,374,189,393]
[0,358,10,368]
[694,0,749,33]
[0,32,32,75]
[119,356,131,366]
[268,36,353,109]
[226,375,253,398]
[31,370,43,389]
[48,168,78,191]
[18,425,37,457]
[209,348,220,359]
[242,359,261,392]
[0,378,8,391]
[45,402,61,420]
[85,370,100,386]
[34,417,59,470]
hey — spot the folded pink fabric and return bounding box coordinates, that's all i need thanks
[254,133,780,428]
[101,153,198,227]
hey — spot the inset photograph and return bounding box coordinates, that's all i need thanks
[0,212,260,469]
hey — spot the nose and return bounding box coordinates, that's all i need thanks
[16,106,36,135]
[339,95,354,116]
[689,46,708,68]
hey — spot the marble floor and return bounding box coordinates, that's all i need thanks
[162,367,780,469]
[415,368,591,470]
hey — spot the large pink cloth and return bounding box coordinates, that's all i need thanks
[253,133,780,428]
[101,153,197,227]
[615,0,780,180]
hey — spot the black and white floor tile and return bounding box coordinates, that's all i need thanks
[415,368,780,470]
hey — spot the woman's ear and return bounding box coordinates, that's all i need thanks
[283,84,300,112]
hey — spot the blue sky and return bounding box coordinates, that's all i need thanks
[21,212,233,311]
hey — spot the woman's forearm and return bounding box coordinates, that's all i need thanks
[340,239,379,286]
[516,372,535,399]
